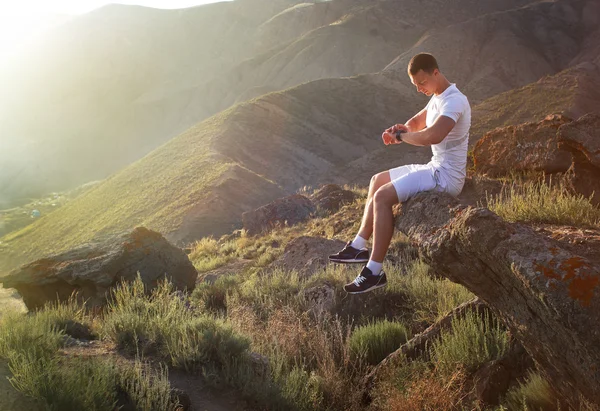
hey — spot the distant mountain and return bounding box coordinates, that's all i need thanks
[384,0,599,104]
[0,0,537,206]
[0,0,302,206]
[470,60,600,143]
[0,73,422,274]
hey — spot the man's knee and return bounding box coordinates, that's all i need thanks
[371,171,390,189]
[373,185,398,207]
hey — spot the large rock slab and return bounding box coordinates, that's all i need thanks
[271,236,346,278]
[473,114,573,176]
[242,194,315,235]
[309,184,356,214]
[558,113,600,205]
[394,192,600,408]
[1,227,197,310]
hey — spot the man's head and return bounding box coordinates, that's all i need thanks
[408,53,440,96]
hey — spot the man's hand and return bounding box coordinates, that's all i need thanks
[382,124,409,145]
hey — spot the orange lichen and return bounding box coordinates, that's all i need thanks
[535,256,599,307]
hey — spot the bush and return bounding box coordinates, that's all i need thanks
[0,310,64,360]
[394,260,474,324]
[504,371,559,411]
[430,310,509,377]
[192,275,240,312]
[102,276,249,372]
[1,302,180,411]
[349,319,410,365]
[487,179,600,227]
[8,354,118,411]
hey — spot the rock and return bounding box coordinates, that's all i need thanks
[472,341,534,406]
[242,194,316,235]
[457,176,503,207]
[1,227,197,310]
[302,283,336,316]
[473,114,573,177]
[63,320,95,340]
[394,192,600,408]
[558,113,600,205]
[271,236,346,278]
[309,184,356,214]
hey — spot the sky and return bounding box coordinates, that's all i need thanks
[0,1,230,61]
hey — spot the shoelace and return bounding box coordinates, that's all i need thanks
[353,275,367,286]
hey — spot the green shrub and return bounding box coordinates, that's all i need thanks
[394,261,474,323]
[430,310,510,377]
[192,275,240,312]
[237,269,302,315]
[278,365,324,411]
[0,310,64,360]
[102,276,249,372]
[8,354,118,411]
[120,360,180,411]
[487,180,600,227]
[349,319,410,365]
[504,371,558,411]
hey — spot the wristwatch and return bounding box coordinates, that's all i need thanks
[395,129,407,142]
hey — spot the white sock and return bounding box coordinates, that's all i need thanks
[366,260,383,276]
[350,235,367,250]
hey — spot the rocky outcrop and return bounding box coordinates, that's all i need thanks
[302,283,336,317]
[392,192,600,408]
[473,114,573,177]
[242,194,315,235]
[1,227,197,310]
[558,113,600,205]
[309,184,356,214]
[271,236,346,278]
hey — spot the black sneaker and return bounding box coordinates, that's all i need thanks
[328,241,369,264]
[344,267,387,294]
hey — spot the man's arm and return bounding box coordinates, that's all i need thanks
[405,107,427,132]
[383,115,456,146]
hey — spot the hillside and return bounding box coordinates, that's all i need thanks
[384,0,599,104]
[2,0,600,272]
[0,74,422,274]
[469,59,600,143]
[0,0,301,206]
[0,0,537,206]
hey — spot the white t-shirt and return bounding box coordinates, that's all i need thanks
[424,83,471,196]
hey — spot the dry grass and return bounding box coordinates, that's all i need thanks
[375,365,467,411]
[487,179,600,228]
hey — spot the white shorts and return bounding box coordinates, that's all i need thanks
[388,163,456,203]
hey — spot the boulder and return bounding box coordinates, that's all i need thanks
[1,227,197,310]
[558,113,600,205]
[271,236,346,278]
[473,114,573,177]
[393,192,600,408]
[309,184,356,213]
[242,194,315,235]
[471,341,534,406]
[302,283,336,316]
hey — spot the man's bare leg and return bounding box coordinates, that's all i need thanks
[357,171,391,241]
[370,183,399,263]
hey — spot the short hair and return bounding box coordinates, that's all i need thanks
[408,53,439,75]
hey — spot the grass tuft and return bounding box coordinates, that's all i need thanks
[349,319,410,366]
[430,310,510,377]
[487,179,600,227]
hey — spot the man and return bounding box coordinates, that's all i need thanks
[328,53,471,294]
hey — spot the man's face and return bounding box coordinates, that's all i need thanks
[409,69,437,96]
